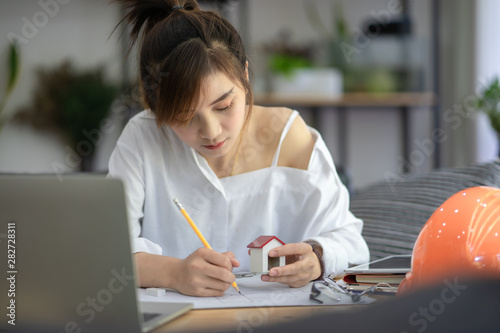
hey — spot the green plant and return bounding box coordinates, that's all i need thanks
[269,54,313,77]
[262,31,316,77]
[14,61,118,170]
[0,41,21,130]
[475,77,500,134]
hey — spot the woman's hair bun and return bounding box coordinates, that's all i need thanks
[114,0,200,44]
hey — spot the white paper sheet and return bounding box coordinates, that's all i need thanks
[138,276,374,309]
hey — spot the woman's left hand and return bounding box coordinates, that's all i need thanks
[260,242,321,287]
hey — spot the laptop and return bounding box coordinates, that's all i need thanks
[0,174,192,333]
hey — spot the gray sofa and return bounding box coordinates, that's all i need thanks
[350,159,500,261]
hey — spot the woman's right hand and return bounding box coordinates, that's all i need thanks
[172,248,240,296]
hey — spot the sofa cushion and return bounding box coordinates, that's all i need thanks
[350,159,500,261]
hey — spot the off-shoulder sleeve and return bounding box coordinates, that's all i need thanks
[107,120,162,255]
[303,130,369,277]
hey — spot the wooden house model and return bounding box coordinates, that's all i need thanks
[247,235,286,273]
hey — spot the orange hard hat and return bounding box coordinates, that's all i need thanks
[398,186,500,295]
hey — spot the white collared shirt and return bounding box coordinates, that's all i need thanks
[108,110,369,277]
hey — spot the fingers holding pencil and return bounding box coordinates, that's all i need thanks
[173,198,242,295]
[222,251,242,294]
[222,251,241,269]
[174,248,239,297]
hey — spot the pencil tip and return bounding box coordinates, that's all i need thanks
[238,291,242,295]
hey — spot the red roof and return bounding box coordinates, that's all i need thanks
[247,235,285,248]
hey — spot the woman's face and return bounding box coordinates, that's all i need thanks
[170,71,247,160]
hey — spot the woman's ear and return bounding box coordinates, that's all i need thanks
[245,61,249,81]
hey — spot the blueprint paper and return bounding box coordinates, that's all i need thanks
[138,275,374,309]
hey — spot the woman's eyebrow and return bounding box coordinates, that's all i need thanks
[210,87,234,106]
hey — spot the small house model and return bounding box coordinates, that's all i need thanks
[247,235,286,273]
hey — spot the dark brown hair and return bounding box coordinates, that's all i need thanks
[114,0,253,127]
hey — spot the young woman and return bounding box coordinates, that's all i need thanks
[109,0,369,297]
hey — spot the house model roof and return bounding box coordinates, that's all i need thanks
[247,235,285,248]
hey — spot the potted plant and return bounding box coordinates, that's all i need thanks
[14,61,118,171]
[475,77,500,157]
[262,31,342,97]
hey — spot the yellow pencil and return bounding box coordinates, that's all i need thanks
[173,198,241,294]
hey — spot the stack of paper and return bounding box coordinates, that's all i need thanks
[341,255,412,294]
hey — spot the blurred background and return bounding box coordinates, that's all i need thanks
[0,0,498,191]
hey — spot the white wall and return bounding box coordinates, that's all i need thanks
[475,0,500,162]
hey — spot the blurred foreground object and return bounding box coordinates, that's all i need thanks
[398,186,500,295]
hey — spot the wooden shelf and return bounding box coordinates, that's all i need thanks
[254,92,436,108]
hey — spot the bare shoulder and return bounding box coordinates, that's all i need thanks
[251,105,293,131]
[246,105,314,170]
[277,111,315,170]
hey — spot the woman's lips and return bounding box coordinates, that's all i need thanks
[203,140,226,150]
